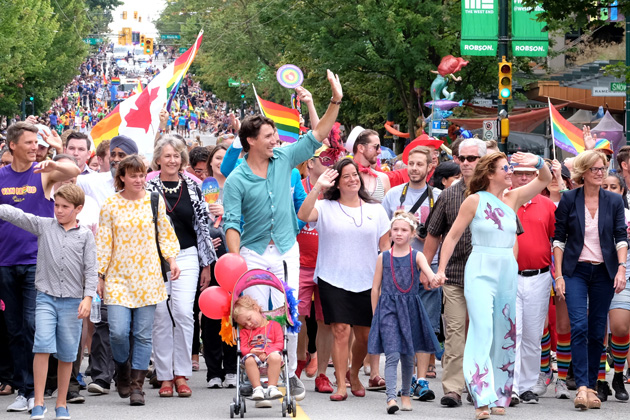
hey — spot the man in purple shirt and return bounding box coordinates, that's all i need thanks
[0,122,80,413]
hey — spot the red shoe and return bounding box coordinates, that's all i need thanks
[296,358,308,379]
[330,392,348,401]
[315,374,334,393]
[305,353,318,378]
[174,376,192,397]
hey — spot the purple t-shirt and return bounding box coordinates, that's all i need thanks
[0,163,54,266]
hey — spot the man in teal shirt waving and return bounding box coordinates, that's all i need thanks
[223,70,342,402]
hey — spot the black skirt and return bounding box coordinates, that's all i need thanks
[318,278,373,327]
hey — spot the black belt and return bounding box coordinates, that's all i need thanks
[518,266,550,277]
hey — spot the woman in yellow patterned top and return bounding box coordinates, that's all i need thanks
[96,155,180,406]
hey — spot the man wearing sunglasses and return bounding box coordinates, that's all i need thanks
[422,138,487,408]
[352,129,390,202]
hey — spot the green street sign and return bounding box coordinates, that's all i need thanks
[178,47,187,53]
[228,78,240,88]
[82,38,103,45]
[461,0,498,56]
[512,0,548,57]
[160,34,181,40]
[611,82,627,92]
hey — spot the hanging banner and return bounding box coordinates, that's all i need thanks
[461,0,498,56]
[512,0,548,57]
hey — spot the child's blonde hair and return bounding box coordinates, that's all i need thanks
[391,210,418,231]
[233,295,263,323]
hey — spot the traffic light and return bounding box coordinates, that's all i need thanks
[29,95,34,101]
[140,34,145,47]
[122,11,127,19]
[498,58,513,101]
[145,38,153,55]
[133,11,138,19]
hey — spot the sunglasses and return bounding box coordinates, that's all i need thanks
[501,164,515,174]
[457,155,480,163]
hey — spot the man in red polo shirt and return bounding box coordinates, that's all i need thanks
[511,162,557,405]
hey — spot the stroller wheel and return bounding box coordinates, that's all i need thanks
[230,403,235,418]
[239,399,245,418]
[243,400,247,414]
[291,397,297,418]
[282,399,287,417]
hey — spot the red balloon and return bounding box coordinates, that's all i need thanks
[215,253,248,293]
[199,286,231,320]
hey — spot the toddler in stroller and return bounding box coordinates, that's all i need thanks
[234,295,284,400]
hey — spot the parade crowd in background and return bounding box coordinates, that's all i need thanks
[0,44,630,420]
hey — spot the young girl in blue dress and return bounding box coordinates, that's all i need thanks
[368,211,440,414]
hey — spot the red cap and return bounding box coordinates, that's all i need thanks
[402,134,444,164]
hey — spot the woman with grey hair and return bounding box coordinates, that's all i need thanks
[146,135,216,398]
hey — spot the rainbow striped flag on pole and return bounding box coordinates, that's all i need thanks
[253,85,300,143]
[548,98,585,156]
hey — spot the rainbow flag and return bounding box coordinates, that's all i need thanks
[188,99,193,110]
[548,98,584,155]
[111,77,120,85]
[253,85,300,143]
[91,31,203,150]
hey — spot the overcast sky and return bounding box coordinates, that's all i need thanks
[109,0,168,38]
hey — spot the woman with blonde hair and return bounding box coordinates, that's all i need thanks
[434,152,551,419]
[146,136,216,398]
[554,150,628,410]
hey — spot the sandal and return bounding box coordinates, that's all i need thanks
[490,407,505,415]
[475,410,490,420]
[159,380,173,397]
[426,364,436,379]
[574,386,588,410]
[0,383,14,395]
[586,388,601,409]
[192,360,200,372]
[174,376,192,397]
[367,375,386,391]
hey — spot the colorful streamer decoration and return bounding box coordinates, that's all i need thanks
[276,64,304,89]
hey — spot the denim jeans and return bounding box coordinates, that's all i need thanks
[108,304,157,370]
[0,265,36,398]
[564,262,615,389]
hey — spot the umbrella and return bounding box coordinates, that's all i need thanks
[379,146,396,160]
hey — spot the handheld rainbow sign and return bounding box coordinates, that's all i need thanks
[202,177,220,204]
[276,64,304,89]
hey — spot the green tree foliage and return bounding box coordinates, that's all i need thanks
[157,0,498,137]
[522,0,627,31]
[0,0,120,117]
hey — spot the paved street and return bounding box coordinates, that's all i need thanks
[6,357,627,420]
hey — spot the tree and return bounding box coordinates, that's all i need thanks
[157,0,498,139]
[522,0,627,31]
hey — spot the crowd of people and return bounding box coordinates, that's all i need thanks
[1,48,630,420]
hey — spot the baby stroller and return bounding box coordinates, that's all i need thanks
[228,269,298,418]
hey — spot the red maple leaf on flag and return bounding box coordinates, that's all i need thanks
[124,86,159,133]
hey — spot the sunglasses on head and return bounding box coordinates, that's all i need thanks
[457,155,480,163]
[317,155,334,167]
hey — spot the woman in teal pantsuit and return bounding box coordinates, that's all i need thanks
[434,152,551,419]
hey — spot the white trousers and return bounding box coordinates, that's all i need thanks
[241,242,300,378]
[152,246,200,380]
[513,271,552,394]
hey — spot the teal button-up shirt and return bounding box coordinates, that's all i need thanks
[223,131,320,255]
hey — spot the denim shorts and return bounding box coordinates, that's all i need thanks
[610,280,630,311]
[33,291,83,362]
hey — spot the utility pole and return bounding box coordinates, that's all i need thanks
[498,0,509,153]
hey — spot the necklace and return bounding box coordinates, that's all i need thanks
[337,199,363,227]
[390,247,414,293]
[159,177,182,194]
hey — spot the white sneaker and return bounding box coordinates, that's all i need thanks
[252,386,265,401]
[255,400,272,408]
[7,395,28,412]
[223,373,237,388]
[532,371,553,396]
[267,386,283,400]
[207,377,222,388]
[555,379,570,399]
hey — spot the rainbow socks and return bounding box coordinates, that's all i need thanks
[611,334,630,374]
[556,332,571,381]
[540,326,551,373]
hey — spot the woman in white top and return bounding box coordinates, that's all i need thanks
[298,158,390,401]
